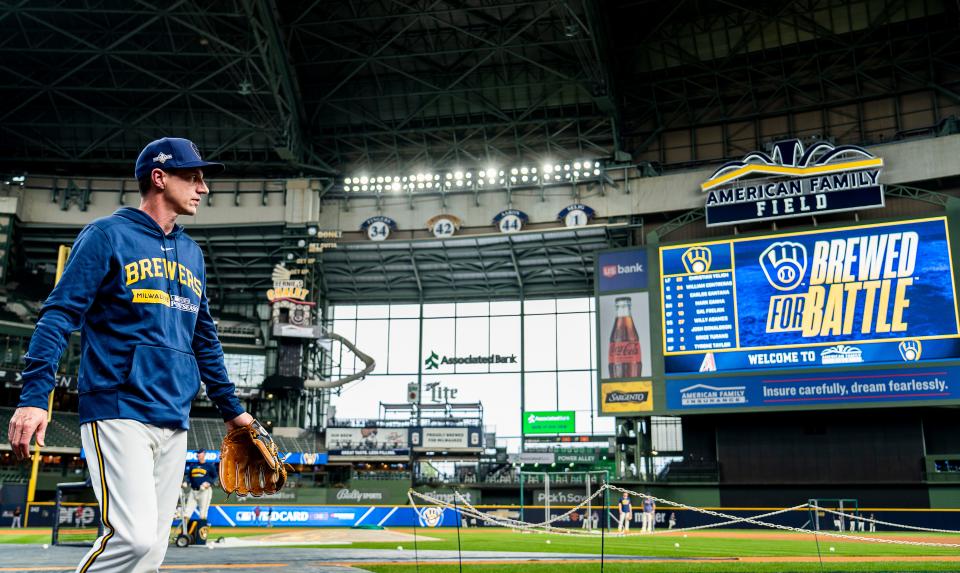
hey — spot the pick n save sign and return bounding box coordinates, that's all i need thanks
[522,411,576,434]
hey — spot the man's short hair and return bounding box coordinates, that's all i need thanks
[137,175,153,196]
[198,449,206,455]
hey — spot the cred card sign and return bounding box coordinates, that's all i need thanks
[598,249,648,292]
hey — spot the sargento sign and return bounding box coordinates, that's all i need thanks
[599,380,653,415]
[702,139,884,226]
[659,217,960,375]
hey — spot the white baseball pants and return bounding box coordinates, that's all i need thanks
[642,511,655,533]
[183,486,213,521]
[76,419,187,573]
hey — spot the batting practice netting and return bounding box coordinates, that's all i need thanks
[409,483,960,549]
[51,481,103,547]
[518,470,610,530]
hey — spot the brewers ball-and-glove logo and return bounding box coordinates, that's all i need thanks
[219,419,293,497]
[760,241,807,291]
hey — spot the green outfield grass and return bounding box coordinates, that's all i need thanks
[4,526,958,572]
[286,527,960,558]
[364,564,960,573]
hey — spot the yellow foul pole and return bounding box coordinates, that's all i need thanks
[25,244,71,512]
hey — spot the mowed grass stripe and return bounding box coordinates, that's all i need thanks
[363,563,960,573]
[280,528,960,558]
[3,527,959,562]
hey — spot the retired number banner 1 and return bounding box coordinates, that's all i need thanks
[660,217,960,375]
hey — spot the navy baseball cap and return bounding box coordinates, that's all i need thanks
[134,137,224,180]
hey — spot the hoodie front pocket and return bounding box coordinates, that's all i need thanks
[125,345,201,415]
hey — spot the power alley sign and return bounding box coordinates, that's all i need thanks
[702,139,884,227]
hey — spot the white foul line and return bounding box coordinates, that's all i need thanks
[353,506,376,526]
[214,505,236,527]
[377,506,399,526]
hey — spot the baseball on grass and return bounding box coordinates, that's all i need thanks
[546,540,551,544]
[830,547,835,552]
[397,546,403,550]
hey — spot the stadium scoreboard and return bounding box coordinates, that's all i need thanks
[660,217,960,375]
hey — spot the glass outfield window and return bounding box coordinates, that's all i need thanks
[223,353,266,388]
[328,298,613,452]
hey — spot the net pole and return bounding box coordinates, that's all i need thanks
[407,492,420,573]
[600,506,606,573]
[585,473,592,530]
[544,473,550,525]
[520,472,525,524]
[453,493,463,573]
[51,487,62,546]
[604,470,610,530]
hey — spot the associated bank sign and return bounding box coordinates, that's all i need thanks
[702,139,884,227]
[424,350,517,370]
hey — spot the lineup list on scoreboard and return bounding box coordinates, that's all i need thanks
[663,271,737,353]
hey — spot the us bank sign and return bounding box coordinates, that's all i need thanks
[702,139,884,227]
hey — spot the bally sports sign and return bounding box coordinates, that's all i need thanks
[702,139,884,227]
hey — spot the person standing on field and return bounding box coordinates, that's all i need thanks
[641,494,656,533]
[183,449,217,521]
[617,492,632,534]
[7,137,253,572]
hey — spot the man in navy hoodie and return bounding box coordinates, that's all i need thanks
[7,137,253,572]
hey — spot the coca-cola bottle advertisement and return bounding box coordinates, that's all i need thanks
[600,292,651,379]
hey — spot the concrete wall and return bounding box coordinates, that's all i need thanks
[14,177,292,227]
[317,134,960,233]
[12,134,960,232]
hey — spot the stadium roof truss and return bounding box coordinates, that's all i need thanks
[1,0,957,177]
[0,0,619,176]
[613,0,960,164]
[314,223,637,303]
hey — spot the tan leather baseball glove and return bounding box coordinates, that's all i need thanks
[219,419,291,496]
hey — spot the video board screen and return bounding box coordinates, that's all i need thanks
[660,217,960,375]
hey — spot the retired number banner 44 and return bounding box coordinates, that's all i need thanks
[660,217,960,375]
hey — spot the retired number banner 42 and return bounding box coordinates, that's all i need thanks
[660,217,960,374]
